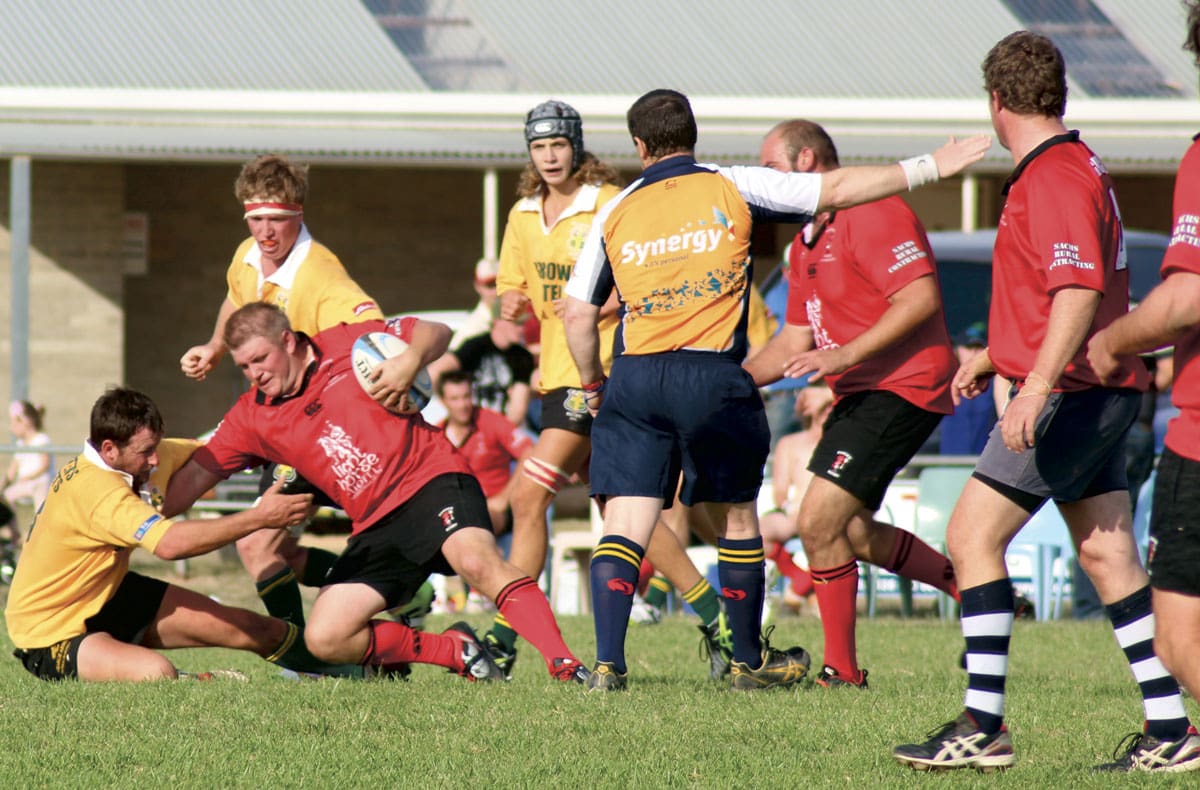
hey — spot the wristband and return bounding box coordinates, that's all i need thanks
[899,154,939,190]
[581,378,606,394]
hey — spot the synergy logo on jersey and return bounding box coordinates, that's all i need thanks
[618,212,728,267]
[317,422,382,497]
[827,451,853,478]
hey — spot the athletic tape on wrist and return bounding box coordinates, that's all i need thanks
[899,154,939,190]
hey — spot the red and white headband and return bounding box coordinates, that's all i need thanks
[243,201,303,219]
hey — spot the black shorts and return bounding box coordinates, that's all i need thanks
[539,387,594,436]
[13,571,167,681]
[325,473,491,608]
[1146,447,1200,596]
[808,390,943,511]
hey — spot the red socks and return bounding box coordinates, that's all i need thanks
[811,559,860,678]
[885,529,960,601]
[768,542,814,597]
[363,619,462,671]
[497,577,577,670]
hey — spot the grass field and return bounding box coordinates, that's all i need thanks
[0,543,1196,788]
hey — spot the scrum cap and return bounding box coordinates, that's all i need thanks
[524,100,584,171]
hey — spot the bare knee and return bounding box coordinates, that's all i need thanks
[304,616,353,662]
[236,530,290,578]
[510,476,553,522]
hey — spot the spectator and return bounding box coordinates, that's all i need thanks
[939,323,998,455]
[437,370,534,535]
[1,400,53,578]
[450,258,501,351]
[430,308,535,427]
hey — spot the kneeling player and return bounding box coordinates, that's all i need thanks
[4,387,358,682]
[163,302,589,683]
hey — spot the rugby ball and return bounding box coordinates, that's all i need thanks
[351,331,433,414]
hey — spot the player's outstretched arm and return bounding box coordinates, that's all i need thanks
[817,135,991,213]
[161,458,223,518]
[743,323,814,387]
[1088,272,1200,381]
[154,478,313,561]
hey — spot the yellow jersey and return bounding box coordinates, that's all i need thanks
[498,183,621,391]
[5,438,198,649]
[568,158,818,359]
[227,225,384,334]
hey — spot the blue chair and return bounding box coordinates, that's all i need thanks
[1131,470,1156,564]
[900,465,974,620]
[1009,502,1075,621]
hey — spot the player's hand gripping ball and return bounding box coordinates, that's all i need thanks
[351,331,433,414]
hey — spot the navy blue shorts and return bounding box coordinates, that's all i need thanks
[589,352,768,506]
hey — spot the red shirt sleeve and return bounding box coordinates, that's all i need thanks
[1163,141,1200,278]
[192,396,266,477]
[1026,159,1110,294]
[844,199,936,298]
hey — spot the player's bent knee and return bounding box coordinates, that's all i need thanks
[302,618,349,661]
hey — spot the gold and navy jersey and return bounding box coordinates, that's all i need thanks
[566,157,818,359]
[4,439,198,649]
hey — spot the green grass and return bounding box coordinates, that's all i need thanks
[0,551,1196,788]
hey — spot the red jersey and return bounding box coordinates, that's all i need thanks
[193,318,469,535]
[1162,136,1200,460]
[440,407,533,497]
[989,132,1147,392]
[785,195,954,413]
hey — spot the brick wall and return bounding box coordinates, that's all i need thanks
[0,160,125,445]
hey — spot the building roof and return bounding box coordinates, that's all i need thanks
[0,0,1196,172]
[0,0,428,91]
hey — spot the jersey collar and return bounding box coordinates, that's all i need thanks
[241,224,314,288]
[516,183,603,229]
[82,440,135,489]
[1002,130,1080,196]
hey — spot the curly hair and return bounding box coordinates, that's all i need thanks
[982,31,1067,118]
[234,154,309,205]
[1187,1,1200,62]
[516,151,622,198]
